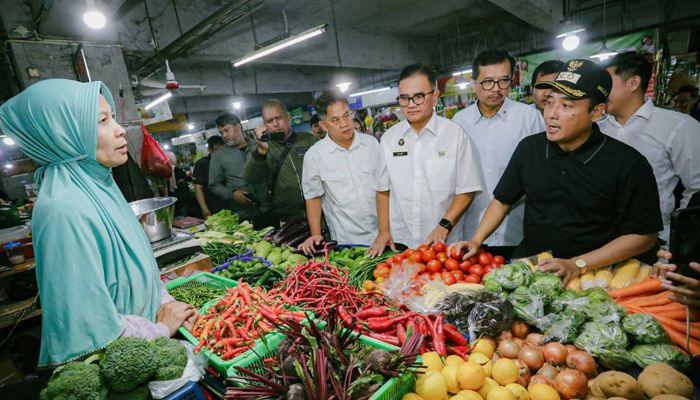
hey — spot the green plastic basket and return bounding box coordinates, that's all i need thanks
[226,331,416,400]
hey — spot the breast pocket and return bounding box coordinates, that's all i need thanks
[427,158,455,196]
[321,171,353,207]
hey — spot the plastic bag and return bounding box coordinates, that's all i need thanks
[383,262,426,311]
[483,262,532,290]
[149,341,206,399]
[547,290,589,314]
[436,291,514,339]
[621,314,669,344]
[508,286,547,326]
[629,344,692,371]
[140,124,173,178]
[574,322,629,355]
[544,308,586,343]
[581,300,624,324]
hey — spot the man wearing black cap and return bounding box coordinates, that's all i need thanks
[449,59,662,286]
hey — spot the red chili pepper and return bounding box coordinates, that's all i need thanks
[443,324,468,346]
[367,314,415,332]
[221,345,248,360]
[432,314,447,356]
[396,323,407,346]
[367,332,400,346]
[338,306,354,328]
[355,306,388,320]
[447,345,468,360]
[453,345,469,353]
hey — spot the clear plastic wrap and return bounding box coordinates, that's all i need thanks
[436,292,514,339]
[574,322,629,355]
[149,341,206,399]
[621,314,670,344]
[629,344,692,371]
[508,286,547,326]
[544,308,586,343]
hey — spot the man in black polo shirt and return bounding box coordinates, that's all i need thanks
[450,59,662,286]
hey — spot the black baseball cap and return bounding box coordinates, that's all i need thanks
[535,59,612,101]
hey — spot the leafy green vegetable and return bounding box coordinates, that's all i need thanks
[629,344,692,371]
[529,271,562,296]
[548,290,589,314]
[508,286,546,326]
[152,338,188,381]
[544,308,586,343]
[204,209,242,234]
[483,279,503,294]
[622,314,669,344]
[581,301,625,324]
[584,287,612,303]
[108,384,149,400]
[596,348,635,370]
[484,262,532,290]
[574,322,629,356]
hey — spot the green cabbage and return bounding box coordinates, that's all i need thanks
[508,286,546,326]
[629,344,692,371]
[485,262,532,290]
[581,301,624,323]
[584,287,612,303]
[596,348,635,370]
[548,290,589,314]
[622,314,669,344]
[529,271,562,297]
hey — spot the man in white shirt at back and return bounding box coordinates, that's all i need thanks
[453,49,544,248]
[368,64,483,256]
[600,51,700,242]
[299,91,381,253]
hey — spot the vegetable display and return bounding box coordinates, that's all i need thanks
[169,284,228,309]
[212,255,286,290]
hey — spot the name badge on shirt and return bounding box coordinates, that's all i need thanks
[393,151,408,157]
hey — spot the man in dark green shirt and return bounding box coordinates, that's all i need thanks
[209,112,269,227]
[244,99,317,223]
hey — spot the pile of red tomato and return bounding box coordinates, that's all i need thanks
[372,242,505,285]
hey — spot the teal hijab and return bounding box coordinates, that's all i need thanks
[0,79,161,366]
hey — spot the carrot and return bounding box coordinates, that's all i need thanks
[642,302,687,313]
[653,314,700,334]
[653,308,700,321]
[661,326,700,355]
[609,278,662,299]
[617,291,673,307]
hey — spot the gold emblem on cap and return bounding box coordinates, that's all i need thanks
[567,60,584,71]
[398,138,405,146]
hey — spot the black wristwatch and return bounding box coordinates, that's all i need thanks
[439,218,454,232]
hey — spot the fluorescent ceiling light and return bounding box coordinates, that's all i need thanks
[144,92,172,111]
[562,34,581,51]
[241,119,250,124]
[452,69,473,76]
[590,44,618,61]
[3,137,15,146]
[336,82,352,93]
[232,101,242,110]
[350,87,391,97]
[556,20,585,38]
[233,24,327,67]
[186,123,195,130]
[163,144,170,150]
[83,0,106,29]
[4,164,12,169]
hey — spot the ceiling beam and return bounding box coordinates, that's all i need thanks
[486,0,563,34]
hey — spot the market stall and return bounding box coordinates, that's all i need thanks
[37,209,698,400]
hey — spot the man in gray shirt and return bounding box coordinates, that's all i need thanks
[208,112,270,228]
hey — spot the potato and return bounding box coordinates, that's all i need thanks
[608,398,629,400]
[638,363,693,399]
[595,371,643,400]
[588,378,604,399]
[652,396,690,400]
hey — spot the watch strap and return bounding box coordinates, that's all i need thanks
[439,218,453,232]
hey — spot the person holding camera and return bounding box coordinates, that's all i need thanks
[244,100,317,224]
[209,112,270,228]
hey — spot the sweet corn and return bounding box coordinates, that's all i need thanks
[594,267,613,289]
[610,258,641,290]
[537,251,553,263]
[580,271,597,290]
[634,263,652,283]
[567,277,582,291]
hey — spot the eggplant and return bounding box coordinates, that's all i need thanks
[285,230,310,247]
[277,222,310,244]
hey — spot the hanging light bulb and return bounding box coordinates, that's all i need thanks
[589,0,617,62]
[455,75,469,90]
[336,82,352,93]
[83,0,106,29]
[3,137,15,146]
[562,34,580,51]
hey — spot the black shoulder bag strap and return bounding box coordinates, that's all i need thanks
[270,131,296,198]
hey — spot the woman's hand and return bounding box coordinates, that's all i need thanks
[653,249,700,308]
[156,301,197,336]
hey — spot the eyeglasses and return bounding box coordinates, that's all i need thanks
[478,78,512,90]
[396,91,435,107]
[327,111,355,126]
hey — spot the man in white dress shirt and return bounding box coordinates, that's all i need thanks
[299,91,381,254]
[531,60,566,114]
[368,64,483,256]
[600,51,700,241]
[452,50,544,248]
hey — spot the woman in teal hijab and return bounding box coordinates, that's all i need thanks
[0,79,196,367]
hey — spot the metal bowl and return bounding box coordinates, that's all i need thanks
[128,197,177,243]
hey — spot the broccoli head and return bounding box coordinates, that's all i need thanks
[108,383,150,400]
[100,337,157,393]
[40,359,108,400]
[152,337,188,381]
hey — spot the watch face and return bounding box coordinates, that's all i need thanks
[575,259,586,268]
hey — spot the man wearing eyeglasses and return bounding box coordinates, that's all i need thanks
[368,64,483,257]
[298,91,381,254]
[452,50,544,252]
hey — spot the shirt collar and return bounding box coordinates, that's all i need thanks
[546,123,607,164]
[607,98,655,127]
[402,112,439,138]
[471,98,511,125]
[327,131,364,154]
